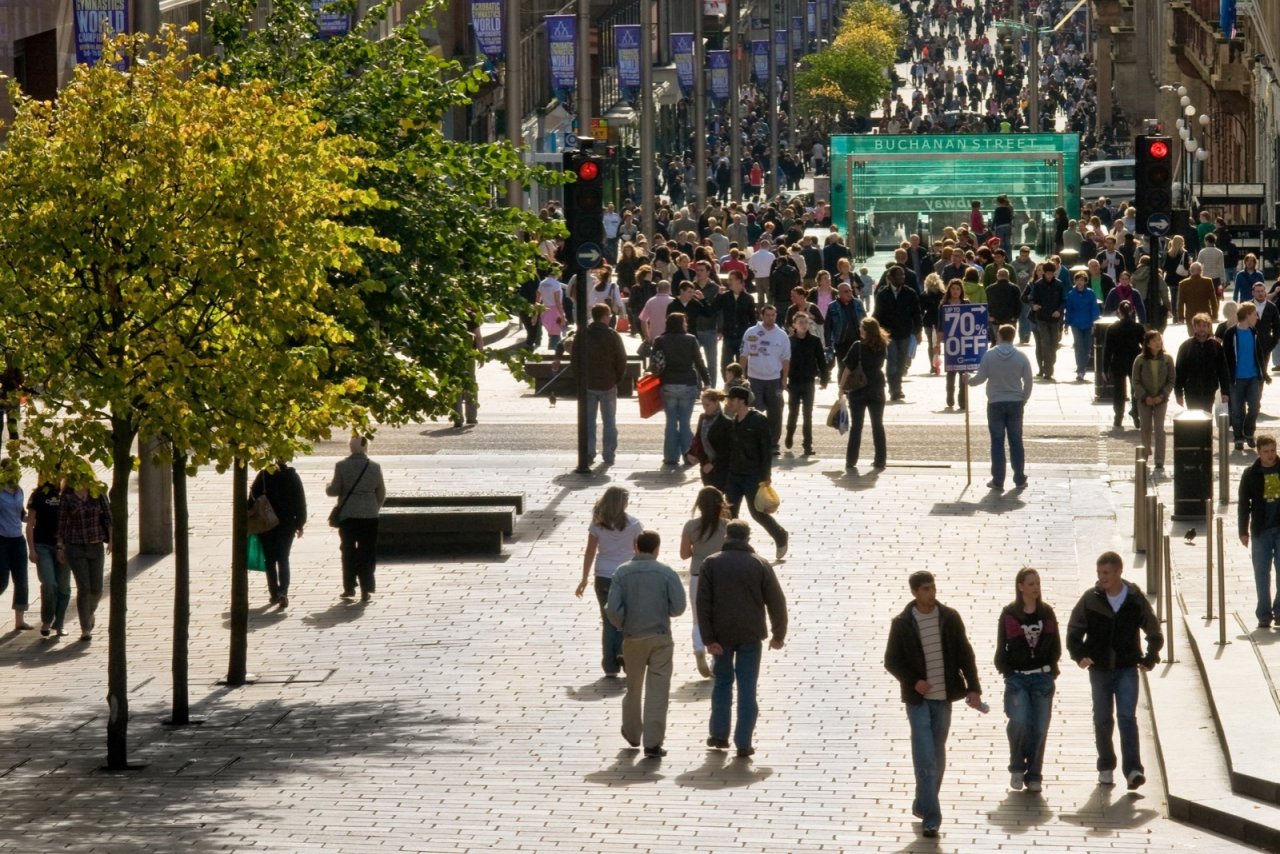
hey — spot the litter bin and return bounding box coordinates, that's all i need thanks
[1171,409,1213,520]
[1092,316,1117,402]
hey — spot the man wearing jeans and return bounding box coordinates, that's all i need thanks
[582,303,629,465]
[696,520,788,759]
[1067,551,1162,790]
[1223,302,1271,451]
[1238,436,1280,628]
[740,305,790,455]
[872,266,921,401]
[722,387,789,559]
[968,324,1034,491]
[884,571,983,839]
[605,530,686,759]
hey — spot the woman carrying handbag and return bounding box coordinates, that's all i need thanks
[840,317,889,472]
[326,435,386,603]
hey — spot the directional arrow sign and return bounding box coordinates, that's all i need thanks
[1146,213,1171,237]
[575,242,603,269]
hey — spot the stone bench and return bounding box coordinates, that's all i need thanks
[376,494,525,557]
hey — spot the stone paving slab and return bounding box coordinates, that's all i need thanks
[0,452,1260,852]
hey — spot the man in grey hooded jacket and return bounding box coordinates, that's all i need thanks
[968,324,1034,490]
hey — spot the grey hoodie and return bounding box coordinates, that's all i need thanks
[967,342,1034,404]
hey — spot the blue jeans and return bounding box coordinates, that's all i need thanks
[0,534,27,611]
[261,524,296,600]
[748,377,784,449]
[725,472,788,547]
[710,641,762,750]
[1230,376,1263,442]
[696,329,719,376]
[721,333,744,370]
[660,383,699,464]
[1004,671,1055,782]
[987,400,1026,486]
[594,576,623,675]
[1088,666,1142,777]
[35,543,71,631]
[906,699,952,830]
[1251,526,1280,624]
[1071,326,1092,375]
[885,337,911,395]
[586,387,618,463]
[1018,301,1032,343]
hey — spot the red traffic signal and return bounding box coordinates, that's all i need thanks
[1148,140,1169,159]
[577,161,599,181]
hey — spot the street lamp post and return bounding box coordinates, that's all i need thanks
[730,0,741,203]
[694,2,707,210]
[639,0,656,238]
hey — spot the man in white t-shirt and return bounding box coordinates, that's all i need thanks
[747,241,777,305]
[603,203,622,263]
[811,141,826,175]
[740,304,790,454]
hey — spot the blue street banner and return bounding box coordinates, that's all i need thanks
[941,304,990,372]
[775,29,788,67]
[671,33,695,97]
[312,0,351,40]
[616,24,642,96]
[751,39,768,84]
[709,50,730,101]
[807,1,817,36]
[547,14,577,93]
[1221,0,1237,38]
[791,18,804,52]
[73,0,128,66]
[470,0,504,62]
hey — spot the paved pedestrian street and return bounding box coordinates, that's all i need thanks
[0,447,1256,852]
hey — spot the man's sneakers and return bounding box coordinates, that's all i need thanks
[736,746,755,758]
[1098,769,1115,786]
[1127,770,1146,790]
[706,737,730,749]
[643,746,667,759]
[1009,773,1024,791]
[775,538,789,561]
[1026,780,1042,793]
[922,826,939,838]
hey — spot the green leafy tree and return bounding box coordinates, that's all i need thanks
[796,0,904,122]
[0,26,385,765]
[209,0,566,424]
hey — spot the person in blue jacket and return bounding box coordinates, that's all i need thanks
[1065,271,1101,382]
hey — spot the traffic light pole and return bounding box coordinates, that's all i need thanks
[693,4,707,210]
[639,0,656,238]
[505,1,522,209]
[767,0,779,198]
[1027,29,1039,131]
[729,0,741,204]
[577,0,591,141]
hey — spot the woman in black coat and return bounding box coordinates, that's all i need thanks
[686,388,733,490]
[840,317,889,470]
[1102,301,1146,429]
[250,462,307,609]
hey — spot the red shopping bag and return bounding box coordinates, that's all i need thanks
[637,374,662,419]
[616,315,630,333]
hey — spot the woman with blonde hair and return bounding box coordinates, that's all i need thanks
[576,486,644,676]
[679,486,730,677]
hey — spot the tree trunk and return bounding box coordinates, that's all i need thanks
[170,453,190,724]
[225,458,249,685]
[105,417,136,769]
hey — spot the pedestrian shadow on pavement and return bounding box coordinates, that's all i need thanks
[0,696,474,852]
[299,601,369,630]
[1058,785,1159,833]
[15,640,94,669]
[565,677,626,701]
[583,749,665,787]
[929,493,1027,516]
[824,469,882,491]
[623,470,698,490]
[675,750,773,789]
[985,790,1054,832]
[670,679,712,703]
[219,605,291,632]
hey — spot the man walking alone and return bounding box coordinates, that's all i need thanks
[605,530,686,758]
[968,324,1034,491]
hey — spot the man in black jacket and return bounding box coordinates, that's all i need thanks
[884,571,983,839]
[1237,435,1280,628]
[723,386,788,559]
[583,303,629,465]
[873,266,922,401]
[1066,551,1162,790]
[1173,313,1229,414]
[985,268,1022,340]
[696,519,788,758]
[1029,263,1065,380]
[714,270,758,371]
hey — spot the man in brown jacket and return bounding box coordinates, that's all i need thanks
[1176,262,1219,334]
[584,303,629,465]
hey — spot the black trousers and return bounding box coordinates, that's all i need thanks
[339,517,379,595]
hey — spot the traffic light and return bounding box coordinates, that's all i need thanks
[1134,134,1173,236]
[562,145,606,276]
[994,67,1005,98]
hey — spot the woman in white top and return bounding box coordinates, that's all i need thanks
[679,486,729,678]
[576,486,643,676]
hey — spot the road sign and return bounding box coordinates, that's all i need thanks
[1147,213,1171,236]
[941,304,989,372]
[575,242,603,269]
[564,132,579,150]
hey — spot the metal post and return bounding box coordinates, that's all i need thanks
[1145,494,1159,594]
[1156,502,1166,597]
[1027,26,1039,132]
[1205,498,1213,619]
[767,0,779,199]
[639,0,656,239]
[729,0,741,204]
[1134,446,1147,551]
[1164,533,1174,662]
[577,0,592,143]
[505,0,523,209]
[693,1,707,210]
[1218,409,1230,502]
[787,0,797,153]
[1216,515,1228,646]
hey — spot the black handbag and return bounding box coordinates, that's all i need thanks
[842,343,868,392]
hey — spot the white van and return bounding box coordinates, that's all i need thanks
[1079,159,1135,202]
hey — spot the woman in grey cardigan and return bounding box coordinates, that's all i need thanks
[326,435,387,602]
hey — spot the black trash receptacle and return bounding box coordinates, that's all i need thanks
[1093,316,1117,402]
[1172,409,1213,520]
